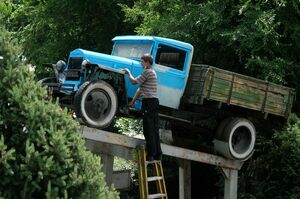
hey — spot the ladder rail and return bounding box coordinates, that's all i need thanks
[153,162,164,195]
[157,161,167,197]
[138,146,149,199]
[137,146,168,199]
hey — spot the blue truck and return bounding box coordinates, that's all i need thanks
[40,35,295,160]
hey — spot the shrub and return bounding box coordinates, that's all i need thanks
[239,115,300,199]
[0,25,119,199]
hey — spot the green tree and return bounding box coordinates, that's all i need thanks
[239,115,300,199]
[0,25,119,199]
[0,0,135,77]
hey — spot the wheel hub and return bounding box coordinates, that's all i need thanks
[231,126,251,154]
[84,89,111,121]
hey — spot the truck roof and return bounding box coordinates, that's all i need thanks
[112,35,194,51]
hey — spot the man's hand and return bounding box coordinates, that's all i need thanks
[129,100,134,108]
[122,68,137,84]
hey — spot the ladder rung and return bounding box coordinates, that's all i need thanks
[148,193,167,199]
[147,176,163,182]
[146,160,161,165]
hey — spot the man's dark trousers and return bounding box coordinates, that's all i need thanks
[142,98,161,158]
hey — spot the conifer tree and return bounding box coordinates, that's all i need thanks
[0,25,119,199]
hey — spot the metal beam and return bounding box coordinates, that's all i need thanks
[100,154,114,186]
[178,159,191,199]
[81,126,241,198]
[222,168,238,199]
[81,126,242,169]
[85,139,135,160]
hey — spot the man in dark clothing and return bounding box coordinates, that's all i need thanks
[123,54,162,161]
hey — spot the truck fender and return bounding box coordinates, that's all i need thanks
[93,65,128,102]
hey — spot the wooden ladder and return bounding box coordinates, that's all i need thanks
[137,146,168,199]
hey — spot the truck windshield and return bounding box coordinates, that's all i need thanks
[112,42,152,60]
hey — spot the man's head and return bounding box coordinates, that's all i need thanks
[141,54,153,68]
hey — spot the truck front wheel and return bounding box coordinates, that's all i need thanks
[38,77,58,84]
[214,117,256,160]
[74,80,118,129]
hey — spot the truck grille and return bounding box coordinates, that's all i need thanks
[66,70,81,80]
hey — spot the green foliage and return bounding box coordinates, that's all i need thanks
[1,1,300,198]
[239,115,300,199]
[0,26,20,65]
[1,0,135,78]
[0,25,119,199]
[114,117,143,135]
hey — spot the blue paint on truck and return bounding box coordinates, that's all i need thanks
[59,36,193,110]
[41,35,193,128]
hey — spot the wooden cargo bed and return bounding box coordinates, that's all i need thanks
[183,64,295,118]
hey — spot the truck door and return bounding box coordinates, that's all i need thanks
[112,41,154,103]
[153,44,191,109]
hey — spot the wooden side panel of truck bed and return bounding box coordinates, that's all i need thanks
[183,64,295,118]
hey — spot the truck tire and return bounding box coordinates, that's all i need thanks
[38,77,57,85]
[74,80,118,129]
[214,117,256,160]
[38,77,59,97]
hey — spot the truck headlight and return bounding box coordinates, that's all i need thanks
[81,59,91,67]
[55,60,66,73]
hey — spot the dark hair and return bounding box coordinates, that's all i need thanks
[141,54,153,65]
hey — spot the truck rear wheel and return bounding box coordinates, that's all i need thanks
[74,80,118,129]
[214,117,256,160]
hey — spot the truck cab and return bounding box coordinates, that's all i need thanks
[41,36,193,128]
[111,36,194,110]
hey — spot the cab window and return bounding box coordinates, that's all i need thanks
[155,44,186,71]
[112,42,152,59]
